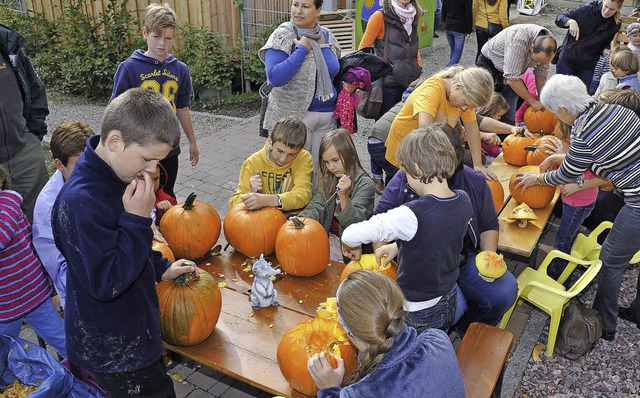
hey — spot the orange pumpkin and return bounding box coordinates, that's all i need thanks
[156,268,222,346]
[160,193,221,260]
[526,135,557,166]
[152,241,176,263]
[486,179,505,214]
[339,254,398,283]
[502,131,535,166]
[277,317,357,396]
[223,204,286,258]
[509,165,556,209]
[275,216,329,277]
[524,107,556,134]
[316,297,338,321]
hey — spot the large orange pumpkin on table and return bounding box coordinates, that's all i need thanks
[152,241,175,262]
[160,193,221,260]
[339,254,398,283]
[526,135,557,166]
[275,216,329,277]
[509,165,556,209]
[502,131,535,166]
[277,317,357,396]
[156,268,222,346]
[223,204,286,258]
[486,179,505,214]
[524,107,556,134]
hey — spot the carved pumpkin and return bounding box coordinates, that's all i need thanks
[524,107,556,134]
[223,204,286,258]
[275,216,329,277]
[475,251,508,281]
[502,131,535,166]
[156,268,222,346]
[316,297,338,321]
[277,317,357,396]
[339,254,398,283]
[160,193,221,260]
[152,241,176,263]
[509,165,556,209]
[526,135,557,166]
[486,179,505,214]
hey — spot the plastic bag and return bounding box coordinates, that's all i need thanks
[0,334,106,397]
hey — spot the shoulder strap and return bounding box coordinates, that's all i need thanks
[383,15,389,59]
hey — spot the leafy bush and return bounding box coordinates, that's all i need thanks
[241,20,286,86]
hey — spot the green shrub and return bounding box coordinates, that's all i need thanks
[241,20,286,86]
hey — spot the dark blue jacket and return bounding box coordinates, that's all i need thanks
[0,24,48,139]
[52,136,171,373]
[318,326,465,398]
[555,1,620,69]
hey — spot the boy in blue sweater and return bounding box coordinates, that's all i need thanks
[111,3,199,198]
[342,125,473,333]
[52,88,197,397]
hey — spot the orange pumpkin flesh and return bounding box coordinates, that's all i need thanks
[277,317,357,396]
[475,250,508,281]
[524,107,556,134]
[152,241,176,263]
[160,192,222,260]
[486,179,505,214]
[275,216,329,277]
[223,204,286,258]
[156,267,222,346]
[502,131,536,166]
[508,165,556,209]
[339,254,398,283]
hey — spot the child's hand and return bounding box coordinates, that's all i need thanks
[307,353,345,390]
[481,132,501,146]
[189,142,200,167]
[249,171,263,193]
[342,81,358,93]
[241,192,271,210]
[336,175,352,199]
[375,243,398,268]
[157,200,172,211]
[162,260,199,282]
[341,242,362,261]
[561,183,580,197]
[123,172,155,218]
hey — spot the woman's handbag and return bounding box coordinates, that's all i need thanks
[258,81,272,138]
[487,22,503,37]
[356,79,384,120]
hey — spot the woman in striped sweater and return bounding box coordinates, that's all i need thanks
[0,167,66,357]
[514,74,640,342]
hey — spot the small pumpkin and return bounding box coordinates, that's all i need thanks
[339,254,398,283]
[524,107,556,134]
[223,204,286,258]
[152,241,176,263]
[502,130,536,166]
[486,179,505,214]
[277,317,357,396]
[160,192,221,260]
[275,216,329,277]
[156,267,222,346]
[475,251,508,281]
[508,165,556,209]
[526,135,556,166]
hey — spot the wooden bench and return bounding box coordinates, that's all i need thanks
[612,13,640,47]
[456,322,514,398]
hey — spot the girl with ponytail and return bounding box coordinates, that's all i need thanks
[307,270,464,397]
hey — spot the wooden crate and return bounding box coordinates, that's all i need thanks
[319,10,356,52]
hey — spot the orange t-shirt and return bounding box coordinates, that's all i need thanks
[384,76,476,167]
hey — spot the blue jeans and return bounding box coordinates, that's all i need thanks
[404,284,457,333]
[593,204,640,333]
[454,253,518,334]
[555,59,595,95]
[367,139,398,184]
[500,83,519,126]
[380,86,405,121]
[446,31,466,66]
[0,299,66,358]
[548,202,595,280]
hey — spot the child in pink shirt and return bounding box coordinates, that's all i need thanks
[514,68,538,126]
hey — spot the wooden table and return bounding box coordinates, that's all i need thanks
[164,250,346,397]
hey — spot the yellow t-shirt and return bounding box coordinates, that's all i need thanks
[384,76,476,167]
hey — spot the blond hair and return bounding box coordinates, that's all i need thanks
[144,3,178,33]
[476,92,509,119]
[611,50,639,74]
[599,88,640,116]
[338,270,405,384]
[270,116,307,149]
[435,66,493,108]
[396,126,457,184]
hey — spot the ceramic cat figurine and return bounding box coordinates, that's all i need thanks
[251,254,281,310]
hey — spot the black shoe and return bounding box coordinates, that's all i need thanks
[618,306,640,329]
[433,32,439,38]
[601,330,616,341]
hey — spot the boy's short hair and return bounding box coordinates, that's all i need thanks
[144,3,178,33]
[50,121,94,166]
[611,44,630,55]
[270,117,307,149]
[600,88,640,116]
[102,88,180,148]
[396,126,457,184]
[611,50,639,74]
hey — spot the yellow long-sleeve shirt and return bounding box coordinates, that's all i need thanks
[228,140,313,211]
[472,0,508,29]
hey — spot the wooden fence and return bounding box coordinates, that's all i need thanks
[21,0,243,46]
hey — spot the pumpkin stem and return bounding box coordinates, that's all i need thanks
[183,192,197,210]
[174,273,191,286]
[291,216,305,229]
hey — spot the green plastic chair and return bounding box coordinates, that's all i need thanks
[498,250,602,357]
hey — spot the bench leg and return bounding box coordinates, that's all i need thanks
[491,367,506,398]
